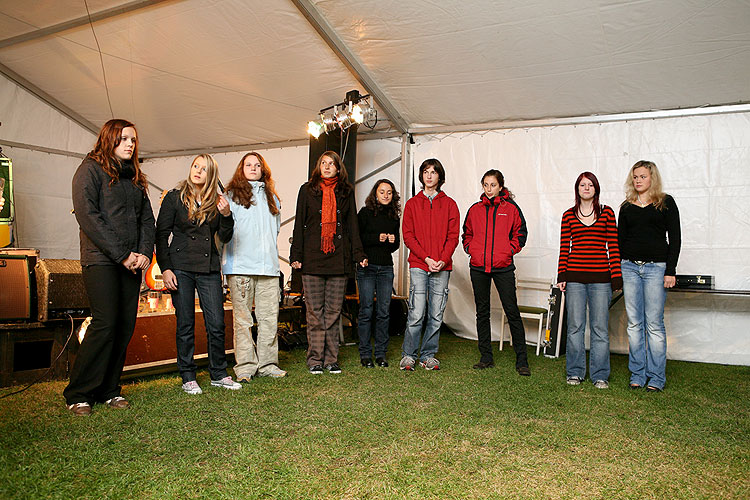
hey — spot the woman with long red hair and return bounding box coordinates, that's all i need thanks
[65,119,155,416]
[222,152,286,381]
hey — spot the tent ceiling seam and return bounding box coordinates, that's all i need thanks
[408,103,750,136]
[0,64,99,136]
[0,0,173,49]
[290,0,409,133]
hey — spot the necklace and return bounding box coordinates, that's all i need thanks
[637,194,648,207]
[579,206,594,218]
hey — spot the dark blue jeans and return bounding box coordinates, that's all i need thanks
[356,264,394,359]
[172,270,229,383]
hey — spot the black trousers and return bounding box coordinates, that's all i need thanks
[64,265,141,405]
[470,268,528,368]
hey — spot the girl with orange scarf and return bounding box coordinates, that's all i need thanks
[290,151,368,374]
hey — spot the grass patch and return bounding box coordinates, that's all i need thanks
[1,334,748,499]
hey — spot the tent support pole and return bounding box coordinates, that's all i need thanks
[397,134,413,296]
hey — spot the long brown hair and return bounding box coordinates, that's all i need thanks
[89,118,148,191]
[225,152,280,215]
[308,151,353,196]
[623,160,667,210]
[177,154,221,225]
[364,179,401,219]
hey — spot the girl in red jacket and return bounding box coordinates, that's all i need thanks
[462,169,530,375]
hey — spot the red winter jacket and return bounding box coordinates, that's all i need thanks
[402,191,460,272]
[462,190,528,272]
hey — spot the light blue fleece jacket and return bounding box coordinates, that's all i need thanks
[221,181,281,276]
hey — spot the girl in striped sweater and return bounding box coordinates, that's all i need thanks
[556,172,622,389]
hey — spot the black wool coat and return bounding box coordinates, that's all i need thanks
[289,182,366,277]
[155,189,234,274]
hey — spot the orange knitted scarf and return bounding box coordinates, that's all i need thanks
[320,177,338,253]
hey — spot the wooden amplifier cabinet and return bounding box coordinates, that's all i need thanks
[0,254,33,321]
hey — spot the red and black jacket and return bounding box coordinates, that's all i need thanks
[462,190,527,272]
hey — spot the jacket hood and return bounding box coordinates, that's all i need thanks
[416,190,447,201]
[479,188,510,206]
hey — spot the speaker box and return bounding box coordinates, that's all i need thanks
[0,255,32,321]
[35,259,89,321]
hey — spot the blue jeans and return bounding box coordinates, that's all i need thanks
[565,282,612,382]
[621,260,668,389]
[401,268,450,361]
[357,264,394,359]
[172,270,229,383]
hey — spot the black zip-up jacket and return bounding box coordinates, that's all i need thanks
[289,182,366,277]
[72,157,155,266]
[155,189,234,274]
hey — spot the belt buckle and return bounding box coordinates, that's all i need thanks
[633,260,647,266]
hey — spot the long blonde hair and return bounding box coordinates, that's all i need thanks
[624,160,667,210]
[178,154,221,225]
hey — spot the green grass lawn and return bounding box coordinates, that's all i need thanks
[1,333,748,500]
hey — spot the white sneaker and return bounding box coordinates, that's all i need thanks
[210,376,242,390]
[399,355,416,371]
[258,366,287,378]
[182,380,203,395]
[420,357,440,370]
[593,380,609,389]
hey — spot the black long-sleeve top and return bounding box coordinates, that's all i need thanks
[155,189,234,274]
[71,157,155,266]
[618,194,681,275]
[357,206,400,266]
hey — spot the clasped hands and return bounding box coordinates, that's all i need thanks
[121,252,151,274]
[425,256,446,273]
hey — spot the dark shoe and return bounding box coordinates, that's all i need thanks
[105,396,130,409]
[67,402,91,416]
[629,383,642,390]
[237,376,254,384]
[473,361,495,370]
[516,366,531,376]
[309,365,324,375]
[646,385,662,393]
[375,357,389,367]
[325,363,342,374]
[360,358,375,368]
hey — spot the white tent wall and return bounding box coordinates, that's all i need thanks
[412,112,750,366]
[0,74,96,258]
[140,136,403,285]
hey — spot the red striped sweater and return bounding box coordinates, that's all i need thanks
[556,205,622,290]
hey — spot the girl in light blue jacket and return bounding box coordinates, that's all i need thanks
[222,152,285,380]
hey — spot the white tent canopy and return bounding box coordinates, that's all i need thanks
[1,0,749,365]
